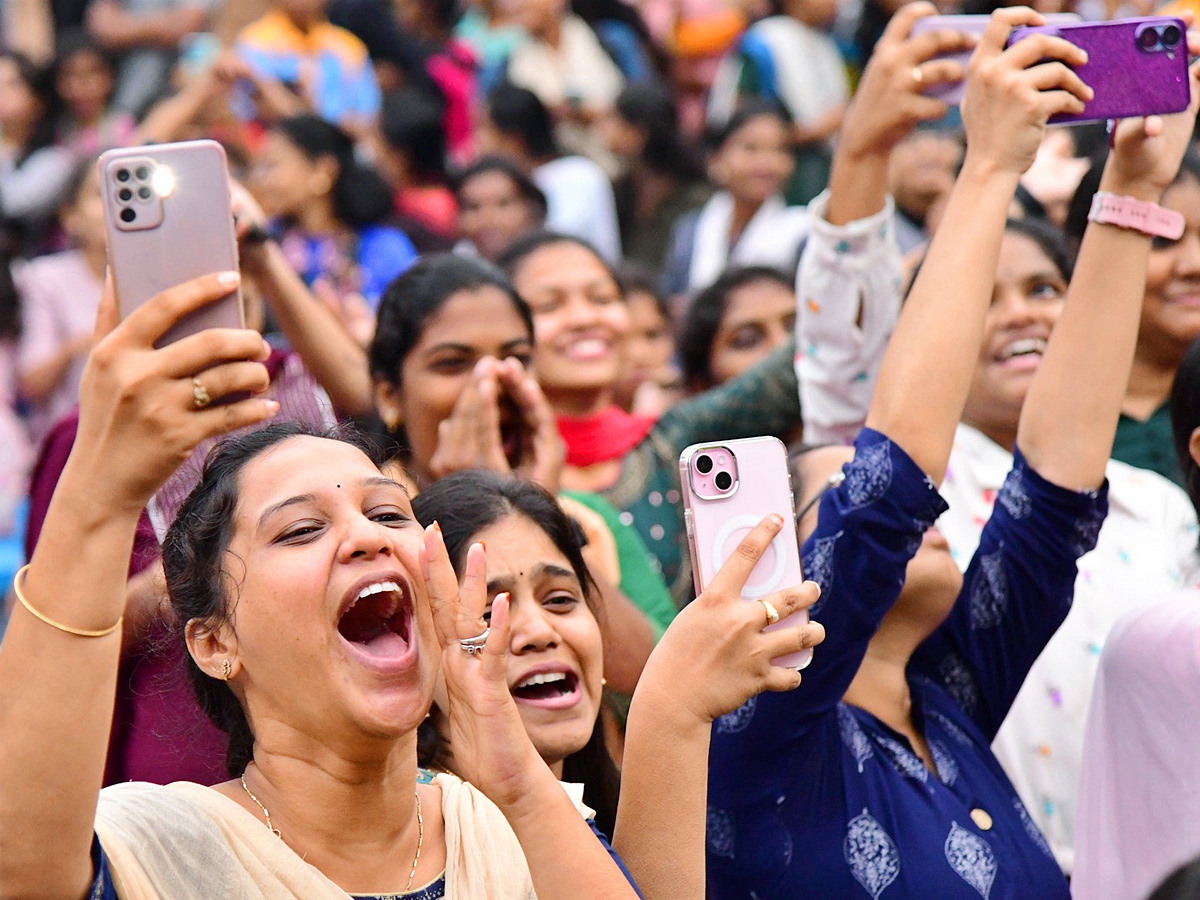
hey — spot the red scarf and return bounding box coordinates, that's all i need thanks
[557,406,656,468]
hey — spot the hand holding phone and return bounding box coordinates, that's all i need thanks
[681,436,814,669]
[911,13,1082,105]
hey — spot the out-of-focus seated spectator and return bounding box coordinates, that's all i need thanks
[85,0,218,117]
[639,0,747,136]
[613,262,682,416]
[0,49,73,256]
[377,85,457,242]
[385,0,479,163]
[456,0,529,76]
[249,113,417,309]
[452,154,547,260]
[13,157,104,448]
[501,0,625,165]
[571,0,665,82]
[677,264,795,392]
[601,81,711,271]
[52,29,136,159]
[707,0,849,205]
[663,99,808,295]
[479,81,622,261]
[235,0,381,137]
[887,124,964,254]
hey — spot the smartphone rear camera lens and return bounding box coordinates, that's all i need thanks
[1137,26,1160,50]
[1162,24,1182,46]
[119,207,136,223]
[134,165,150,181]
[115,168,130,182]
[117,187,132,201]
[137,186,152,201]
[714,471,733,491]
[696,454,713,474]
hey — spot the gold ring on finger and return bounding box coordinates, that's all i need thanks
[912,66,924,86]
[759,598,781,627]
[192,377,212,410]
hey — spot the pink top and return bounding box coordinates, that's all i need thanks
[1073,578,1200,900]
[14,250,104,446]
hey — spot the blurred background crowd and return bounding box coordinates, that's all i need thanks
[3,0,1200,896]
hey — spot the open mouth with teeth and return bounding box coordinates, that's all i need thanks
[337,580,413,660]
[996,337,1047,364]
[511,670,581,708]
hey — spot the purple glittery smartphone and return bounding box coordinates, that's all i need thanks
[1008,16,1191,126]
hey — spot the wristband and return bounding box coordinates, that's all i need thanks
[1088,191,1184,240]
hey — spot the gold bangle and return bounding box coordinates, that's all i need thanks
[11,565,123,638]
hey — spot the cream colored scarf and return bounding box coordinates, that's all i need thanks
[94,774,592,899]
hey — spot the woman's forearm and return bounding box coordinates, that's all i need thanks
[866,158,1020,483]
[255,242,374,418]
[1015,172,1157,490]
[0,462,142,900]
[613,688,710,900]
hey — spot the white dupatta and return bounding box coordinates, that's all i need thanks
[686,191,810,292]
[94,775,593,899]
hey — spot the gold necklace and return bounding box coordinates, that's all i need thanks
[240,766,425,892]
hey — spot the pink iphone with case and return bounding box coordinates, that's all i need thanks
[99,140,243,348]
[680,436,813,670]
[1008,16,1191,125]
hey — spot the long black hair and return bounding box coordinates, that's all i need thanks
[162,422,386,776]
[411,470,621,839]
[272,114,395,229]
[485,82,559,161]
[0,49,58,165]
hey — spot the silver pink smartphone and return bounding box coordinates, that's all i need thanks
[680,436,813,669]
[99,140,243,348]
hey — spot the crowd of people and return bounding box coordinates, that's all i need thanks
[3,0,1200,898]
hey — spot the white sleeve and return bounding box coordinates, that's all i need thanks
[794,190,903,446]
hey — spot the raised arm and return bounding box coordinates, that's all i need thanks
[865,8,1091,483]
[1016,38,1200,490]
[798,2,974,444]
[614,517,823,900]
[0,274,276,900]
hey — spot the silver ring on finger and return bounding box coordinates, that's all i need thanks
[192,377,212,410]
[459,627,490,655]
[758,598,781,627]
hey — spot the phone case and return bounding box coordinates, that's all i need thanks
[680,436,813,669]
[98,140,243,348]
[911,13,1082,105]
[1009,16,1190,125]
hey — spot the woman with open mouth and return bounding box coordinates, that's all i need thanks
[411,468,824,900]
[0,272,649,900]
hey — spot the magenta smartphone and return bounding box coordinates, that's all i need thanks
[911,13,1082,105]
[1009,16,1190,125]
[680,436,813,670]
[98,140,243,348]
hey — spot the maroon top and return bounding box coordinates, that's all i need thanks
[25,409,227,786]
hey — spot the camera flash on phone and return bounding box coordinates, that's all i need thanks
[150,165,176,197]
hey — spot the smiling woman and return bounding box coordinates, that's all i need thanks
[0,272,646,900]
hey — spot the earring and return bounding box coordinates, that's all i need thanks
[601,677,607,687]
[220,660,232,680]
